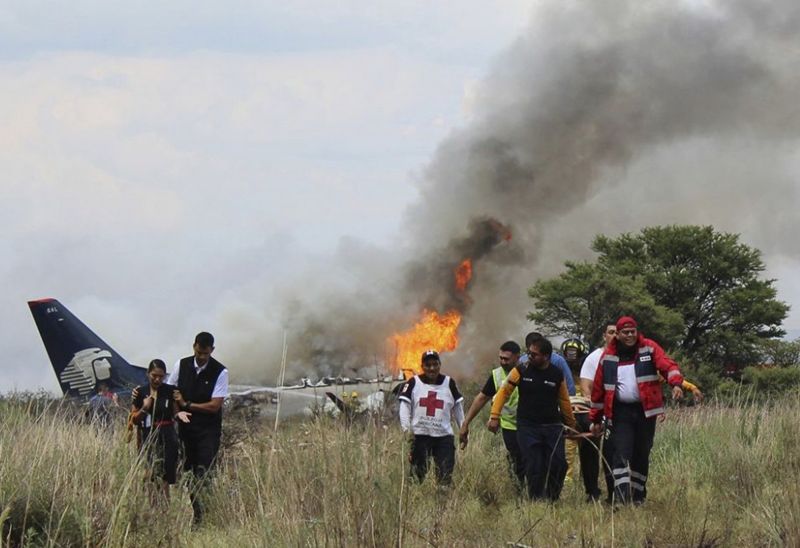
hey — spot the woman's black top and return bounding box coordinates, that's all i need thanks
[132,383,177,422]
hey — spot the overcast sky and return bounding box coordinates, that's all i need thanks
[3,1,799,394]
[1,1,535,392]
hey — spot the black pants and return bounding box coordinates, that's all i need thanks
[179,425,221,522]
[180,427,221,477]
[516,422,566,501]
[502,427,525,490]
[410,435,455,485]
[141,425,179,484]
[609,401,656,504]
[575,413,614,499]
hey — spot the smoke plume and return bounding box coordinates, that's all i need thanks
[228,0,800,382]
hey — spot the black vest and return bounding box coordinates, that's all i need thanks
[177,356,225,433]
[515,363,565,425]
[600,346,659,391]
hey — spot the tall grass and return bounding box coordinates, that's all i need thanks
[0,397,193,546]
[1,393,799,546]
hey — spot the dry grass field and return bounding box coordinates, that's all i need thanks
[1,391,798,547]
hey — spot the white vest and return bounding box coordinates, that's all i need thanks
[410,375,456,437]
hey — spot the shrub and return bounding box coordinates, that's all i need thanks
[741,365,800,397]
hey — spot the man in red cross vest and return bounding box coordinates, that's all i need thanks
[398,350,465,484]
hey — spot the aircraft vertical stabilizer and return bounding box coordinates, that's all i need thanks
[28,298,147,397]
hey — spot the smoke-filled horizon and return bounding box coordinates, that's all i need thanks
[222,0,800,383]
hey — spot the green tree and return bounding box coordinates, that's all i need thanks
[527,262,683,347]
[528,225,788,366]
[758,338,800,367]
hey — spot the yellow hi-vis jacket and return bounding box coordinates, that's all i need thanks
[492,366,518,431]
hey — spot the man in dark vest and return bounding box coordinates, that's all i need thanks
[589,316,683,505]
[167,331,228,524]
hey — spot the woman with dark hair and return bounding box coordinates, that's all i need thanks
[131,359,191,496]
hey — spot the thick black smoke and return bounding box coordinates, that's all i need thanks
[402,217,515,313]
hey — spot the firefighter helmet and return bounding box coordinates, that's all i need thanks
[560,338,588,359]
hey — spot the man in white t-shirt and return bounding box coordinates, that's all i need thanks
[577,322,618,501]
[580,324,618,397]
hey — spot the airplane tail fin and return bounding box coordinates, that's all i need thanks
[325,391,347,414]
[28,298,147,397]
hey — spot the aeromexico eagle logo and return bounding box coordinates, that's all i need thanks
[59,348,113,396]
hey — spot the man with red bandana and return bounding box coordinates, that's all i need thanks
[589,316,684,504]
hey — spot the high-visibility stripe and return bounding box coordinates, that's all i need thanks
[630,470,647,481]
[667,370,681,379]
[631,482,645,491]
[612,467,629,476]
[602,356,618,392]
[590,402,604,409]
[644,406,664,417]
[614,477,631,486]
[637,375,659,382]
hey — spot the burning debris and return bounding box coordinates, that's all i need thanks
[390,310,462,379]
[454,259,472,293]
[389,218,513,378]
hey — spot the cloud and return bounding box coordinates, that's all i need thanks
[0,1,532,61]
[0,43,491,390]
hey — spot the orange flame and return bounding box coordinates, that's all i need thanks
[390,309,462,378]
[454,259,472,292]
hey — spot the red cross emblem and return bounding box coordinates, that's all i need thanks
[419,390,444,416]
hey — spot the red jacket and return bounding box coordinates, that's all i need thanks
[589,335,683,423]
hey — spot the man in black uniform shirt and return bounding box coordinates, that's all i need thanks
[488,338,576,501]
[167,332,229,524]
